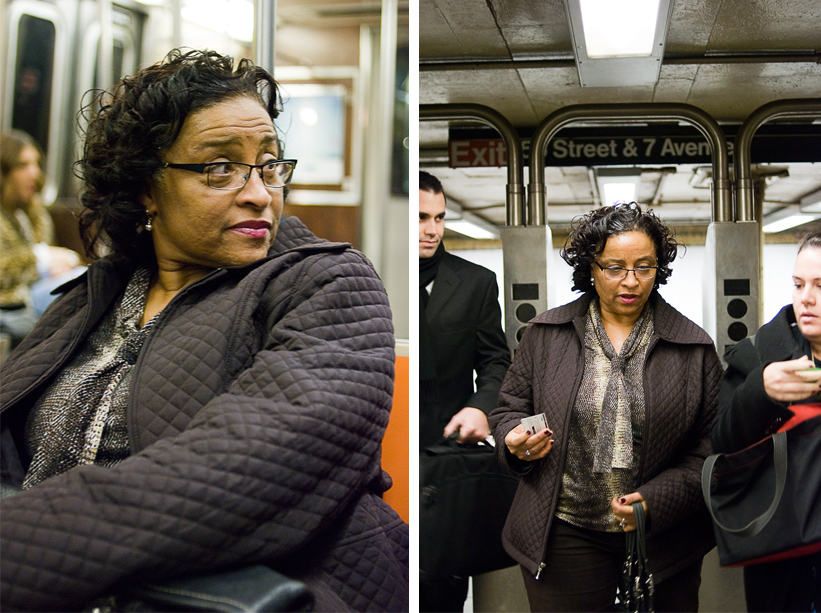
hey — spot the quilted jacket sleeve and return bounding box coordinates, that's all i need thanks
[489,324,537,475]
[636,345,723,536]
[0,250,395,612]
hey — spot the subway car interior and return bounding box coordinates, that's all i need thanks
[2,0,410,337]
[421,0,820,610]
[1,0,410,529]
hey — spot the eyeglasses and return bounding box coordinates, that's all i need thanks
[594,261,658,280]
[163,160,297,190]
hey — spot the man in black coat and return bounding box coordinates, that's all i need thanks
[419,170,511,611]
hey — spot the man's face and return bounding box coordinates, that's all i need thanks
[419,189,446,258]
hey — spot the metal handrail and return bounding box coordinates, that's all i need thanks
[735,98,821,222]
[420,103,525,226]
[529,103,731,225]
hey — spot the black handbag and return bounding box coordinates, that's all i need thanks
[702,405,821,567]
[419,435,519,578]
[86,566,314,612]
[616,502,655,613]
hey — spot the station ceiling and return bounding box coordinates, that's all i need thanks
[419,0,821,242]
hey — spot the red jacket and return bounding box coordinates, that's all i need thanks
[490,292,722,582]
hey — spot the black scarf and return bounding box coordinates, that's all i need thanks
[420,242,446,404]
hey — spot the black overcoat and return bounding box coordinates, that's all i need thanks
[422,252,510,448]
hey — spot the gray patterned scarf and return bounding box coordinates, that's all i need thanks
[590,299,654,473]
[23,268,157,489]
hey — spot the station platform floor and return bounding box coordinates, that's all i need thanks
[464,548,746,612]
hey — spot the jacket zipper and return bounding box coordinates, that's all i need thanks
[636,335,660,482]
[125,267,227,453]
[534,317,587,580]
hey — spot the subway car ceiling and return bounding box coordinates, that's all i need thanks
[420,0,821,244]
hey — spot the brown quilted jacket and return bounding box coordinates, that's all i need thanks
[0,217,409,612]
[489,292,722,583]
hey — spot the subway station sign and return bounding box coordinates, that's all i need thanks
[447,125,821,167]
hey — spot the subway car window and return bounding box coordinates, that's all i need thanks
[12,14,55,154]
[392,44,409,196]
[92,39,126,89]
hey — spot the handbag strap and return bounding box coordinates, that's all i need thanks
[701,430,788,537]
[632,502,649,569]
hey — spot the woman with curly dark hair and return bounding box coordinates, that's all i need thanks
[0,49,408,612]
[490,202,722,612]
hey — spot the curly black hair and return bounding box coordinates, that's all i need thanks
[560,202,679,293]
[77,48,282,265]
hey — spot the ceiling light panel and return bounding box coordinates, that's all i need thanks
[565,0,673,87]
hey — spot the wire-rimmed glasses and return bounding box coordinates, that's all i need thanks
[594,261,658,280]
[163,160,297,190]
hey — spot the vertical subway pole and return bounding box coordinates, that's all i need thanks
[253,0,276,76]
[97,0,113,91]
[172,0,182,50]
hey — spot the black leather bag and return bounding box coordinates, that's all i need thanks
[419,435,519,578]
[702,405,821,567]
[616,502,655,613]
[86,566,314,613]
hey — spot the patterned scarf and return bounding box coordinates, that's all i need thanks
[590,299,654,473]
[23,268,157,489]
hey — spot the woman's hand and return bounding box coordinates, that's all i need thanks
[611,492,649,532]
[763,356,821,402]
[504,424,553,461]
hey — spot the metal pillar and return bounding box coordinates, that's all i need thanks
[702,221,761,359]
[97,0,112,89]
[253,0,276,75]
[500,225,554,351]
[702,98,821,362]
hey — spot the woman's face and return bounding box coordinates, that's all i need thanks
[793,246,821,346]
[142,96,284,272]
[3,144,41,209]
[591,230,658,324]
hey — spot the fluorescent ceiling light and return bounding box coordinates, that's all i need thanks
[181,0,253,41]
[445,220,498,240]
[762,206,820,233]
[595,168,641,206]
[565,0,672,87]
[602,182,637,206]
[443,204,500,240]
[580,0,661,58]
